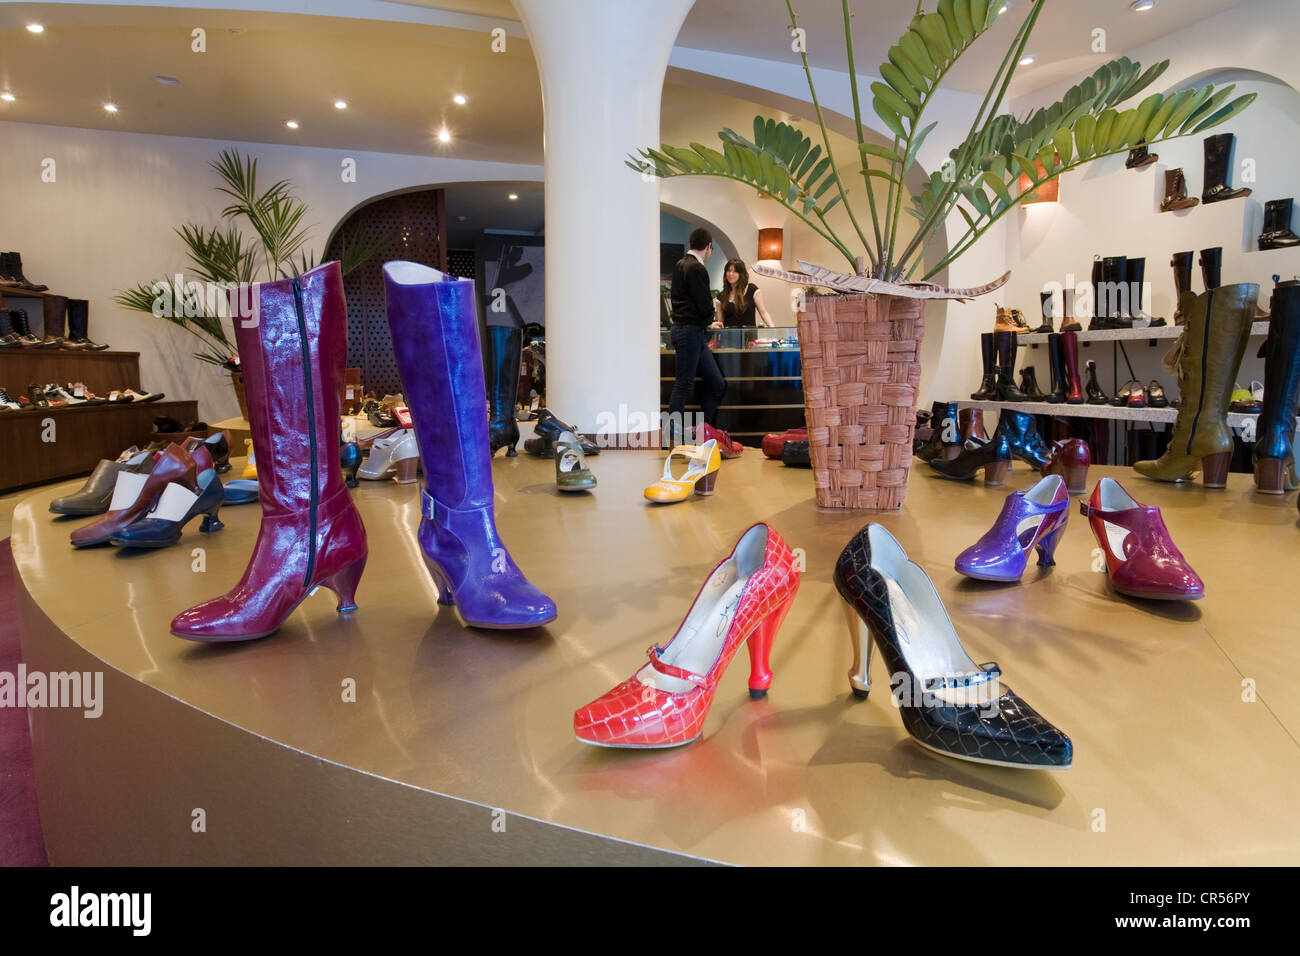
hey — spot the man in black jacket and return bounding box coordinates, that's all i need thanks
[666,228,726,446]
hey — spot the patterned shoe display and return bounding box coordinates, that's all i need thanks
[1079,478,1204,600]
[834,524,1072,769]
[573,524,799,748]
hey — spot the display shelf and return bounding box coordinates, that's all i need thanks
[0,348,143,395]
[1017,320,1269,346]
[959,398,1269,430]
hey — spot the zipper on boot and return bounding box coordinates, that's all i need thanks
[292,277,319,586]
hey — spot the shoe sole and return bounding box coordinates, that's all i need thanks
[911,736,1071,771]
[575,733,702,750]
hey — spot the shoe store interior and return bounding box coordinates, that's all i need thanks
[1,0,1297,869]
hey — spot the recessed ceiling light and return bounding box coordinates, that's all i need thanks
[285,119,299,129]
[153,75,181,86]
[1130,0,1158,10]
[333,99,348,109]
[437,127,452,143]
[103,102,119,113]
[453,94,467,105]
[1019,54,1037,67]
[508,193,518,200]
[26,23,44,34]
[0,92,14,103]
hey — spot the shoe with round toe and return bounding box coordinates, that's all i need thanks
[49,447,152,516]
[834,524,1072,769]
[554,431,596,492]
[1079,477,1204,601]
[644,439,721,503]
[123,387,165,403]
[573,524,799,748]
[955,475,1069,582]
[522,409,601,458]
[357,429,420,483]
[694,422,743,459]
[111,462,225,549]
[762,428,806,459]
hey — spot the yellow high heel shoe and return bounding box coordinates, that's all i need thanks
[241,438,257,480]
[644,439,721,503]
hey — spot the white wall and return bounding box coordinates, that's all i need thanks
[0,121,541,421]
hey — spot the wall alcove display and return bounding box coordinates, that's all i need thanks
[325,189,447,394]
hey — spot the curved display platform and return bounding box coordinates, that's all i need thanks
[12,451,1300,865]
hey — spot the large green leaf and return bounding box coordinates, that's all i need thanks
[1192,92,1258,133]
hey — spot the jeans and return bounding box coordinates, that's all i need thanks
[668,323,727,437]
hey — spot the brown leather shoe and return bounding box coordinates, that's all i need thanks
[994,306,1031,334]
[70,443,200,548]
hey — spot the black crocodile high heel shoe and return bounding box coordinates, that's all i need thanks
[929,433,1012,486]
[833,524,1072,769]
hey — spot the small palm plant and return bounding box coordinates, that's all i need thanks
[629,0,1254,291]
[115,149,383,366]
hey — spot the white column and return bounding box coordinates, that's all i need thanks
[514,0,696,445]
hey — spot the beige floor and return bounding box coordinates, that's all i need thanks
[9,442,1300,865]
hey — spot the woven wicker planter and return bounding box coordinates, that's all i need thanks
[796,292,925,511]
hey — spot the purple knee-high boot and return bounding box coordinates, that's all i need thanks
[382,261,557,628]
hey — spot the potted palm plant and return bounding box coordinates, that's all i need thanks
[630,0,1254,509]
[115,149,382,418]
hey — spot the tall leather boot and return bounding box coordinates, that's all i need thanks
[1045,333,1067,403]
[486,324,522,457]
[971,332,997,400]
[381,261,556,629]
[959,407,989,444]
[992,410,1051,468]
[1088,257,1108,330]
[7,307,41,346]
[36,294,66,348]
[0,310,20,348]
[64,298,109,350]
[1060,288,1081,332]
[1060,331,1085,404]
[915,400,960,462]
[1128,258,1164,327]
[0,252,48,292]
[1200,247,1222,291]
[1171,251,1194,325]
[1259,198,1300,250]
[1134,282,1260,487]
[994,330,1027,401]
[170,262,368,641]
[1254,280,1300,494]
[1160,169,1199,212]
[1201,133,1251,204]
[1103,256,1133,328]
[1032,291,1054,333]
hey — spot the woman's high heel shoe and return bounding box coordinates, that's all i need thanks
[955,475,1069,581]
[834,525,1072,769]
[111,456,226,549]
[340,441,361,488]
[1040,438,1091,495]
[1079,478,1204,600]
[554,431,596,492]
[574,524,799,748]
[644,439,721,502]
[357,429,419,482]
[929,433,1012,486]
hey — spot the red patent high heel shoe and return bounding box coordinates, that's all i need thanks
[1080,477,1204,600]
[573,524,799,748]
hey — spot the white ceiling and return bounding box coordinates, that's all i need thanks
[0,0,1252,163]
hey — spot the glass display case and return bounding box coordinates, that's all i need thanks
[659,326,804,447]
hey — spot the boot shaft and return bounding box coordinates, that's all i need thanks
[1200,247,1222,291]
[1060,331,1084,403]
[1202,133,1252,202]
[66,299,88,339]
[1260,198,1299,248]
[383,261,493,510]
[1256,281,1300,458]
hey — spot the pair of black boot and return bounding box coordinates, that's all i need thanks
[1088,256,1165,330]
[971,331,1028,402]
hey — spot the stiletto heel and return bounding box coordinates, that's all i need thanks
[199,510,224,533]
[842,600,873,699]
[394,456,419,483]
[1200,451,1231,488]
[322,556,367,612]
[746,595,792,698]
[983,460,1010,486]
[695,469,719,496]
[574,524,799,748]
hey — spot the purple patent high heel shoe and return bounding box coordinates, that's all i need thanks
[955,475,1069,582]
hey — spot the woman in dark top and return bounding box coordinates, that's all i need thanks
[713,259,776,329]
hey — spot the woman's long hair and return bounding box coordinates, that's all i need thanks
[722,258,750,317]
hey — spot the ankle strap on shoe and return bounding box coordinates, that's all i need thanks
[646,645,708,687]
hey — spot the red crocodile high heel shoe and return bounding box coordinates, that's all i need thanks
[170,262,367,642]
[573,523,799,748]
[1080,477,1204,601]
